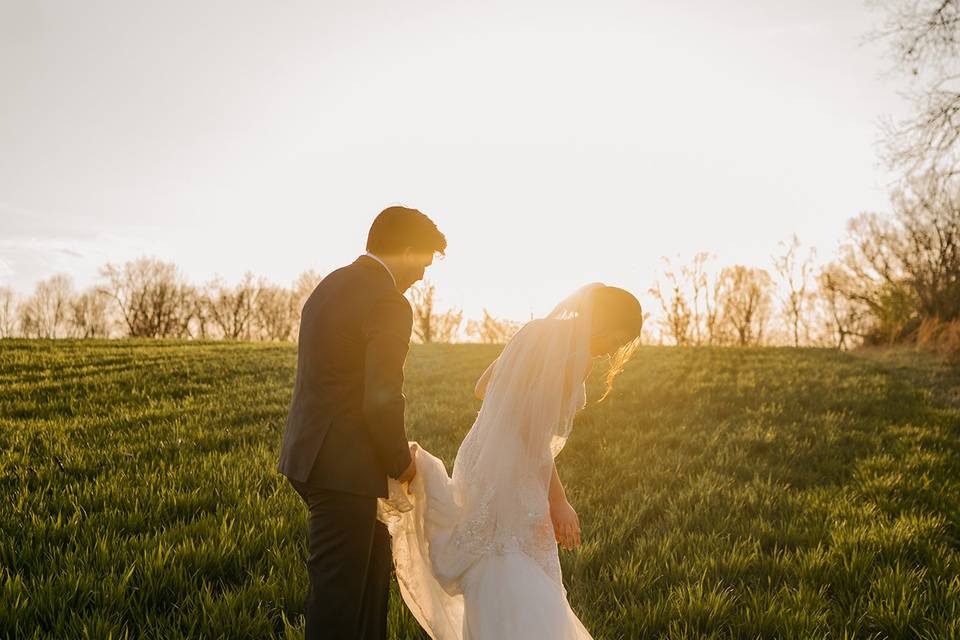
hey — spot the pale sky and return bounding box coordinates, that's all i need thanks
[1,0,911,322]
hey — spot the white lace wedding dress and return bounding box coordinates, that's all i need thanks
[378,285,601,640]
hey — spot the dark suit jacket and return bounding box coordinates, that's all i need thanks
[278,255,414,498]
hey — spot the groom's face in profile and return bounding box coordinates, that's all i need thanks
[395,249,435,293]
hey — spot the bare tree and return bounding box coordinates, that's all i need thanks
[773,234,817,347]
[432,309,464,343]
[892,174,960,320]
[650,254,731,346]
[408,281,437,344]
[817,264,870,349]
[716,266,775,346]
[70,288,111,338]
[0,287,17,338]
[18,274,74,339]
[677,251,730,345]
[466,309,522,344]
[831,212,917,343]
[407,280,463,343]
[637,310,656,345]
[682,252,711,345]
[702,273,726,346]
[871,0,960,177]
[185,289,213,340]
[649,258,693,346]
[290,270,322,341]
[825,174,959,343]
[255,281,297,341]
[293,270,322,309]
[100,257,195,338]
[205,272,260,341]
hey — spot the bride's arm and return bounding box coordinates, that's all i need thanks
[549,461,568,506]
[474,358,498,400]
[549,461,581,549]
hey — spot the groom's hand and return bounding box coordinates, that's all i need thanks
[397,444,418,492]
[397,459,416,483]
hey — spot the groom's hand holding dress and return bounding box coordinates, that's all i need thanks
[398,443,418,494]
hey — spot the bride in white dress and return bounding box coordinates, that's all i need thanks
[378,283,644,640]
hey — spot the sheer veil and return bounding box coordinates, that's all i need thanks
[378,283,604,639]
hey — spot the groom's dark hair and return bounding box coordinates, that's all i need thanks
[366,206,447,257]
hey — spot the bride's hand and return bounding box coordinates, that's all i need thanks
[549,499,581,550]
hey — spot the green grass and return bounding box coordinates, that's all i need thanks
[2,340,959,639]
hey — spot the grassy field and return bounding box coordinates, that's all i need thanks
[2,340,959,639]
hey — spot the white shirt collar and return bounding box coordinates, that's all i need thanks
[364,252,397,288]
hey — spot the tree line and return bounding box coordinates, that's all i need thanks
[0,262,319,342]
[0,260,524,344]
[646,170,959,360]
[1,174,956,352]
[2,169,955,358]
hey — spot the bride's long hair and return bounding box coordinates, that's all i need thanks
[600,339,641,400]
[590,286,644,401]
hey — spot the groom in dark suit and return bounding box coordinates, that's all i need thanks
[278,206,446,639]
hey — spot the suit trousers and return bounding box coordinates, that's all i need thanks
[290,479,393,640]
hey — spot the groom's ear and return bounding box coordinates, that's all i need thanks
[400,247,432,267]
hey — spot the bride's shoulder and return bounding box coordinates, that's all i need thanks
[521,317,565,331]
[510,318,548,341]
[508,318,570,344]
